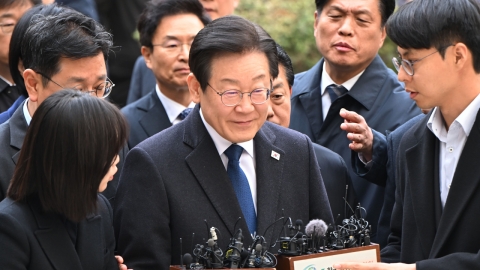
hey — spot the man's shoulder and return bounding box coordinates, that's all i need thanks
[261,122,312,148]
[122,91,156,113]
[292,60,323,98]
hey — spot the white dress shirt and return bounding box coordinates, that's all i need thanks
[23,98,32,126]
[199,108,257,214]
[156,85,195,125]
[320,62,365,120]
[427,93,480,207]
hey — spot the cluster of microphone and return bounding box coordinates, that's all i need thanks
[277,214,371,256]
[181,226,276,269]
[181,205,371,269]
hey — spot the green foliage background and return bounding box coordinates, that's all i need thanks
[235,0,397,74]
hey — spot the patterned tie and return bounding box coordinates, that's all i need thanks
[224,144,257,234]
[326,84,348,103]
[178,108,193,120]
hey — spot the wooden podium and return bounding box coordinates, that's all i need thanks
[276,244,380,270]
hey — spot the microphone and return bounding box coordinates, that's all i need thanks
[183,253,193,269]
[224,229,244,268]
[305,219,327,237]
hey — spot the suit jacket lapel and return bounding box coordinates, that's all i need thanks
[430,110,480,257]
[297,61,324,142]
[184,106,249,236]
[76,214,103,270]
[9,100,28,165]
[254,123,284,243]
[138,91,172,138]
[28,196,83,270]
[405,114,439,259]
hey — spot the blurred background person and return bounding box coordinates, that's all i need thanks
[121,0,210,148]
[0,90,128,270]
[126,0,239,105]
[0,0,40,113]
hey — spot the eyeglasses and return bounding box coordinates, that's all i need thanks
[392,45,453,76]
[35,71,114,98]
[152,40,193,55]
[0,23,15,34]
[208,81,272,107]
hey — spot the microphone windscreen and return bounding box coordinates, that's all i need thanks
[255,243,263,253]
[295,219,304,226]
[183,253,193,266]
[305,219,328,237]
[207,238,215,247]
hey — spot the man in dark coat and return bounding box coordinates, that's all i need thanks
[289,0,420,241]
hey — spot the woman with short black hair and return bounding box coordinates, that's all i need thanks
[0,89,128,270]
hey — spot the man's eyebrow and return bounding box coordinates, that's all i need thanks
[397,50,410,58]
[219,74,267,84]
[0,13,14,20]
[352,8,373,17]
[66,75,107,83]
[273,82,284,90]
[328,5,346,14]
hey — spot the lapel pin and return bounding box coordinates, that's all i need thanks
[271,150,280,160]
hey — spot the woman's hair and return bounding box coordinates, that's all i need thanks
[7,90,128,222]
[9,4,73,96]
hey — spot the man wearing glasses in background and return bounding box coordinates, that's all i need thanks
[114,16,333,269]
[121,0,211,148]
[0,9,119,202]
[0,0,40,112]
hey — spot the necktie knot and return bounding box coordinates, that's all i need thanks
[178,108,193,120]
[224,144,243,162]
[326,84,348,103]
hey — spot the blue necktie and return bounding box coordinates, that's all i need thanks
[178,108,193,120]
[224,144,257,235]
[326,84,348,103]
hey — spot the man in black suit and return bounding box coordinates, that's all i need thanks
[268,43,357,220]
[126,0,240,105]
[0,8,124,202]
[121,0,211,148]
[114,16,334,269]
[335,0,480,269]
[289,0,420,240]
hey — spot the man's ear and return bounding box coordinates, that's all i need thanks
[452,42,468,68]
[23,69,42,102]
[187,73,202,103]
[141,46,154,70]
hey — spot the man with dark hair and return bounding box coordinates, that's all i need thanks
[334,0,480,269]
[268,43,357,220]
[289,0,420,241]
[126,0,239,105]
[114,16,333,269]
[121,0,211,148]
[0,8,123,202]
[0,0,40,113]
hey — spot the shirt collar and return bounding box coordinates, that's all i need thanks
[23,98,32,126]
[156,85,195,123]
[320,61,365,95]
[199,108,254,158]
[428,93,480,139]
[0,75,13,86]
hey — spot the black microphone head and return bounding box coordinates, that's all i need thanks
[183,253,193,266]
[305,219,328,237]
[240,250,250,259]
[295,219,303,227]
